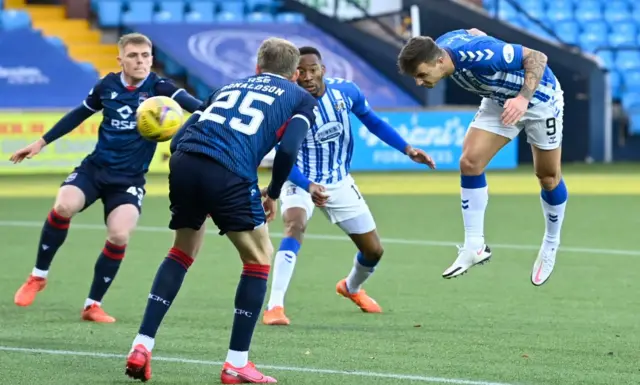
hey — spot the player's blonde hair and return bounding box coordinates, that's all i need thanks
[118,33,153,52]
[257,37,300,79]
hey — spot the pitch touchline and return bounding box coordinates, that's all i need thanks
[0,220,637,257]
[0,346,515,385]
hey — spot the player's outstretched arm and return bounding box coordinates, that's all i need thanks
[154,79,202,113]
[10,101,97,164]
[266,116,311,201]
[358,110,436,168]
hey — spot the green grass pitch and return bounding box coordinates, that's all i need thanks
[1,167,640,385]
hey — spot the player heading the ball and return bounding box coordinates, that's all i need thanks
[398,28,567,286]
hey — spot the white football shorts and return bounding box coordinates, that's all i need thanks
[470,82,564,150]
[279,174,376,235]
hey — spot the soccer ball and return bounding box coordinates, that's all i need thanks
[136,96,184,142]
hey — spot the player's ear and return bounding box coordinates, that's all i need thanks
[321,64,326,75]
[117,55,122,68]
[290,69,300,82]
[255,64,261,75]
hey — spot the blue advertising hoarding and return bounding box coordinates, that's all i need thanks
[132,23,419,109]
[0,30,98,109]
[349,110,517,171]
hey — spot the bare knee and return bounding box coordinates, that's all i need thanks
[536,172,561,191]
[283,218,306,242]
[459,155,486,176]
[363,245,384,261]
[242,243,273,266]
[172,228,204,259]
[107,229,131,246]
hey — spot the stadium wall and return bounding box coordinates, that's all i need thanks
[404,0,608,164]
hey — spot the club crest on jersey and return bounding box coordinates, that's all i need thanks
[333,101,346,112]
[138,92,148,104]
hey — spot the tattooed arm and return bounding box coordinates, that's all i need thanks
[519,47,548,101]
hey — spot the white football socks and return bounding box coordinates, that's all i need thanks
[225,349,248,368]
[267,250,297,310]
[132,334,155,352]
[345,253,377,293]
[461,185,489,250]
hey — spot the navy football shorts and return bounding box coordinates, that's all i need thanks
[61,159,145,222]
[168,151,265,235]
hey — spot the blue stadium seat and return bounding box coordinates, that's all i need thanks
[603,1,630,23]
[615,50,640,71]
[622,92,640,110]
[554,21,580,44]
[219,2,244,16]
[527,23,556,41]
[574,2,602,23]
[611,21,637,35]
[623,71,640,92]
[217,11,243,23]
[122,1,153,24]
[276,12,305,24]
[0,9,31,30]
[245,0,277,13]
[608,31,636,47]
[595,49,614,68]
[632,7,640,23]
[628,112,640,134]
[97,0,122,27]
[185,10,214,23]
[581,21,608,36]
[189,1,214,15]
[45,36,66,53]
[578,31,607,52]
[154,1,185,23]
[546,4,574,23]
[246,12,273,23]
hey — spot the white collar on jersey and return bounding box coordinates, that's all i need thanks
[120,72,149,88]
[261,72,287,79]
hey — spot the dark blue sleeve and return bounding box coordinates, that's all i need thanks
[83,79,104,112]
[169,93,213,153]
[267,116,311,200]
[358,110,408,153]
[154,79,202,113]
[42,105,96,144]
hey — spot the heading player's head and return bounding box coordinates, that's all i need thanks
[255,38,300,81]
[297,46,325,97]
[397,36,453,88]
[117,33,153,84]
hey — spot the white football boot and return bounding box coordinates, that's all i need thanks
[442,245,492,279]
[531,245,557,286]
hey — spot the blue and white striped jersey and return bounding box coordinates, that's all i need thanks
[436,29,558,107]
[298,78,371,185]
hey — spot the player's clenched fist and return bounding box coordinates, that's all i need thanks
[309,183,328,207]
[10,138,46,164]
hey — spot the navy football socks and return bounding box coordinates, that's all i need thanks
[138,247,194,339]
[87,241,126,304]
[34,209,71,273]
[225,264,270,367]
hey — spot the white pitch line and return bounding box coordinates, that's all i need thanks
[0,346,515,385]
[1,220,638,257]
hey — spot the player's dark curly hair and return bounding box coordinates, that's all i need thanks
[299,46,322,60]
[397,36,443,75]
